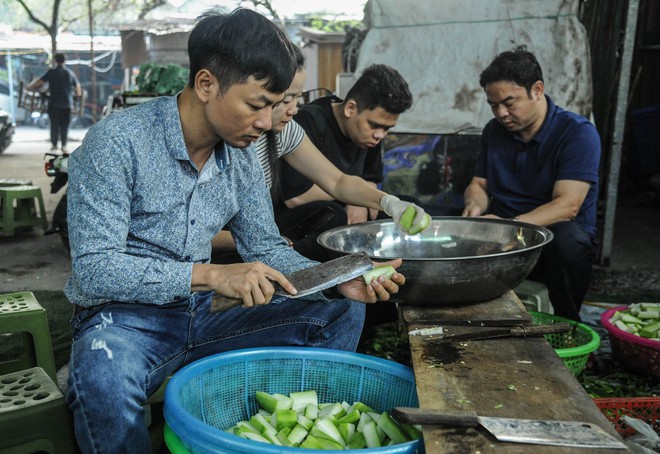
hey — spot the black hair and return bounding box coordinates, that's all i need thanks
[479,45,544,96]
[187,8,296,94]
[54,53,65,65]
[268,44,306,203]
[344,64,412,114]
[293,44,305,71]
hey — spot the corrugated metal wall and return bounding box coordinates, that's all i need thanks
[580,0,660,182]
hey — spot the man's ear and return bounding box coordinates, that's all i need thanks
[195,69,215,102]
[344,99,359,118]
[532,80,544,100]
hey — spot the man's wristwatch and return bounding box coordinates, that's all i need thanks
[322,285,342,300]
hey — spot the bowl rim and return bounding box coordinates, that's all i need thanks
[600,306,660,350]
[317,216,554,261]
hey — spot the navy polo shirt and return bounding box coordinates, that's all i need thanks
[474,96,601,238]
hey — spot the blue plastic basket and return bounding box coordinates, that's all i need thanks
[163,347,422,454]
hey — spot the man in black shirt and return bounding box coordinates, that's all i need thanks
[28,53,82,152]
[277,64,413,261]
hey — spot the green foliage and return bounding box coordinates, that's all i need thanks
[578,371,658,398]
[134,63,189,95]
[357,322,411,366]
[306,16,362,33]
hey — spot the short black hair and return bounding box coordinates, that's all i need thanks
[292,44,305,72]
[479,45,543,96]
[54,53,65,64]
[345,64,412,115]
[187,8,296,94]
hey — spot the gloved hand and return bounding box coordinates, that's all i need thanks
[381,194,431,235]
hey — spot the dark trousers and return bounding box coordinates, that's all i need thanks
[48,107,72,148]
[527,221,597,322]
[274,200,348,262]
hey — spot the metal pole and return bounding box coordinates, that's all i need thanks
[7,50,16,122]
[599,0,640,266]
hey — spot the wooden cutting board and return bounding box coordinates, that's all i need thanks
[400,290,534,326]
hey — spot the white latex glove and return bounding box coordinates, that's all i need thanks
[381,194,430,234]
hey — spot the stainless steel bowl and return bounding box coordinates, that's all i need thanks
[317,217,554,305]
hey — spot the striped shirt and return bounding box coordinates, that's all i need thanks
[256,120,305,188]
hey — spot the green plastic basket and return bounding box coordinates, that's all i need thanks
[163,347,422,454]
[529,311,600,375]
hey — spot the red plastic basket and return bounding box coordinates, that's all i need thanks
[600,306,660,379]
[593,397,660,438]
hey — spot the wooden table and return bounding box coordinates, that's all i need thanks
[400,291,625,453]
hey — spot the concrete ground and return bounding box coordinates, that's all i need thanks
[1,124,660,296]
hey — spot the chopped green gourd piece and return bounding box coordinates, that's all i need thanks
[273,409,298,431]
[362,420,382,448]
[352,402,376,414]
[310,418,346,446]
[401,423,423,440]
[300,434,345,450]
[290,390,318,412]
[399,205,415,230]
[263,431,283,445]
[638,310,660,319]
[276,427,294,446]
[233,421,259,436]
[296,414,314,431]
[347,431,367,449]
[242,432,271,443]
[286,424,308,445]
[249,413,277,436]
[357,411,373,432]
[339,422,356,443]
[363,265,396,285]
[317,402,346,420]
[303,403,318,420]
[409,213,432,235]
[377,411,409,444]
[255,391,292,413]
[337,409,361,424]
[640,321,660,338]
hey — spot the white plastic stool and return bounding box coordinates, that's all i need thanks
[514,280,553,314]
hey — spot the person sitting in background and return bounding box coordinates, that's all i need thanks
[64,9,405,452]
[275,64,418,262]
[27,53,82,152]
[211,47,428,261]
[462,46,601,322]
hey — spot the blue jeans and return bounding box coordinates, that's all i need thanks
[66,292,365,453]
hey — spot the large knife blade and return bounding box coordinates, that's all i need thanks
[392,408,626,449]
[210,251,374,312]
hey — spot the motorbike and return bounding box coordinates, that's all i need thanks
[44,151,70,252]
[0,108,15,154]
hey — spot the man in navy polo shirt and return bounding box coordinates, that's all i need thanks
[463,46,601,322]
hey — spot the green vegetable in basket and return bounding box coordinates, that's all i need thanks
[609,303,660,340]
[228,390,421,449]
[256,391,293,413]
[290,389,318,412]
[274,409,298,431]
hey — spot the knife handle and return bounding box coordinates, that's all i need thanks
[210,295,244,312]
[511,322,571,336]
[392,407,479,427]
